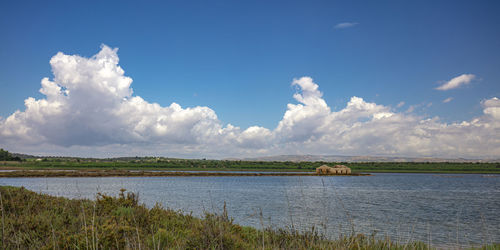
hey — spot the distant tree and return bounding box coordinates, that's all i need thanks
[0,148,21,161]
[0,148,10,160]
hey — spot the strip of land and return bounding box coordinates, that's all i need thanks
[0,169,370,178]
[2,159,500,174]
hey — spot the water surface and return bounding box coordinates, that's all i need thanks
[0,173,498,247]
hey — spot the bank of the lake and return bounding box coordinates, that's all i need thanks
[0,185,437,249]
[0,169,369,178]
[2,160,500,174]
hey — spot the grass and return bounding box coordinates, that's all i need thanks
[2,159,500,174]
[0,186,498,249]
[0,186,440,249]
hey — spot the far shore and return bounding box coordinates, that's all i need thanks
[0,168,499,178]
[1,159,500,174]
[0,169,371,178]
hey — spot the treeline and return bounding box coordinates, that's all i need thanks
[2,151,499,173]
[0,148,21,161]
[347,162,500,172]
[7,158,500,173]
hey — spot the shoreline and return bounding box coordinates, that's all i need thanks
[0,169,371,178]
[0,169,498,178]
[2,160,500,174]
[1,167,499,177]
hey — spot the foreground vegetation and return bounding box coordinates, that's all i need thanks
[0,186,445,249]
[0,186,498,249]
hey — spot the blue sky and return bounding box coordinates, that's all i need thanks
[0,0,499,158]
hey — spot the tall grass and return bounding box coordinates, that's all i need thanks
[0,186,498,249]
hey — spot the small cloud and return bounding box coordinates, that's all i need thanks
[442,97,453,103]
[396,101,405,108]
[405,102,431,113]
[334,22,358,29]
[406,105,415,113]
[436,74,476,91]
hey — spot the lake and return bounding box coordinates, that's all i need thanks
[0,173,498,247]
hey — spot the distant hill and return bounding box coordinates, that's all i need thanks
[10,153,38,159]
[235,154,500,163]
[8,152,181,162]
[7,151,500,163]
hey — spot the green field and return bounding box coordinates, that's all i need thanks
[1,158,500,174]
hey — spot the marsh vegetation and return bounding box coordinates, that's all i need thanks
[0,186,446,249]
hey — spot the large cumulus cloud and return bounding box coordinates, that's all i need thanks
[0,45,499,158]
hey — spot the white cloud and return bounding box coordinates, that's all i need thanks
[1,46,499,159]
[436,74,476,91]
[334,22,358,29]
[442,97,453,103]
[396,101,405,108]
[482,97,500,120]
[406,105,416,113]
[0,45,223,148]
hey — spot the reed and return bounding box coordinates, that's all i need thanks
[0,186,497,249]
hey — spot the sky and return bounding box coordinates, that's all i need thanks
[0,0,499,159]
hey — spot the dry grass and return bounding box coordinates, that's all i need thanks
[0,186,497,249]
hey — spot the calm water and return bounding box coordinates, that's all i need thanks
[0,173,499,246]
